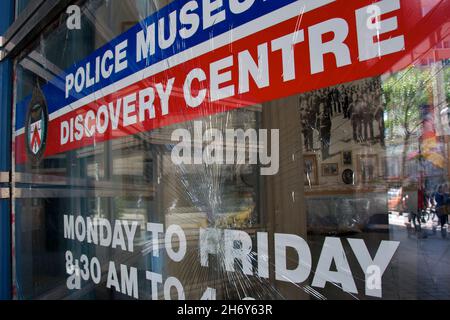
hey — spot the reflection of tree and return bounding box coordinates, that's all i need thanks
[383,67,430,184]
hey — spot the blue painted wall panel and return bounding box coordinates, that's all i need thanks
[0,0,14,301]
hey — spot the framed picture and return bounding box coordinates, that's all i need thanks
[357,155,378,183]
[322,163,339,176]
[342,151,352,166]
[304,155,318,186]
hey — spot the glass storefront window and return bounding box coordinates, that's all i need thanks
[11,0,450,300]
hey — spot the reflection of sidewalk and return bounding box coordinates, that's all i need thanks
[389,212,448,233]
[388,212,407,226]
[382,215,450,300]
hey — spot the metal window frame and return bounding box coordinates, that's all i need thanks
[0,0,79,300]
[0,0,77,61]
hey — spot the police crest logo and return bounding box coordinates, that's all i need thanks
[25,85,48,163]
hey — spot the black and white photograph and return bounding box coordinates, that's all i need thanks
[300,78,385,160]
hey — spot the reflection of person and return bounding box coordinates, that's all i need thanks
[434,184,448,237]
[319,102,331,159]
[350,93,361,142]
[404,193,418,231]
[332,87,341,114]
[444,185,450,235]
[362,93,375,142]
[412,182,425,232]
[342,90,350,119]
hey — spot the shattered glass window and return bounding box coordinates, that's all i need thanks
[11,0,450,300]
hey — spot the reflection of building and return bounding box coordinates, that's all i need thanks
[384,63,450,189]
